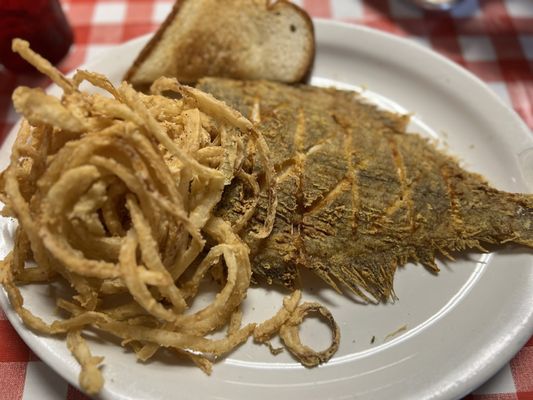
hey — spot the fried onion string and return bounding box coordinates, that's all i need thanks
[0,39,339,395]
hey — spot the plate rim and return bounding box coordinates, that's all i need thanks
[313,18,532,137]
[0,18,531,400]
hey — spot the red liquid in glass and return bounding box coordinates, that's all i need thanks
[0,0,73,72]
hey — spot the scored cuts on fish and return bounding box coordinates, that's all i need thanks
[198,78,533,303]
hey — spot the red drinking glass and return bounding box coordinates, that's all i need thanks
[0,0,73,73]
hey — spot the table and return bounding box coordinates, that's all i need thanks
[0,1,532,399]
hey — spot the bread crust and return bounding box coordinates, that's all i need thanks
[123,0,187,84]
[270,0,315,83]
[123,0,315,86]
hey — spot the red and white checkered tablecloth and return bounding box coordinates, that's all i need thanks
[0,0,532,399]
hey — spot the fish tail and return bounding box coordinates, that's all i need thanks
[475,191,533,247]
[503,193,533,246]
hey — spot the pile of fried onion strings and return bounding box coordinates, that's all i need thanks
[0,39,339,395]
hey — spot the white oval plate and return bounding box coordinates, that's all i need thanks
[1,20,532,400]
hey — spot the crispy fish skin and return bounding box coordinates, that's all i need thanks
[199,78,533,302]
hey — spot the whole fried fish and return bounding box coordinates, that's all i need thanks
[198,78,533,302]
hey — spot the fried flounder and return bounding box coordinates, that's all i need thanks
[199,78,533,303]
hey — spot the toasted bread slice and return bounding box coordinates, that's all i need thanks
[124,0,314,87]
